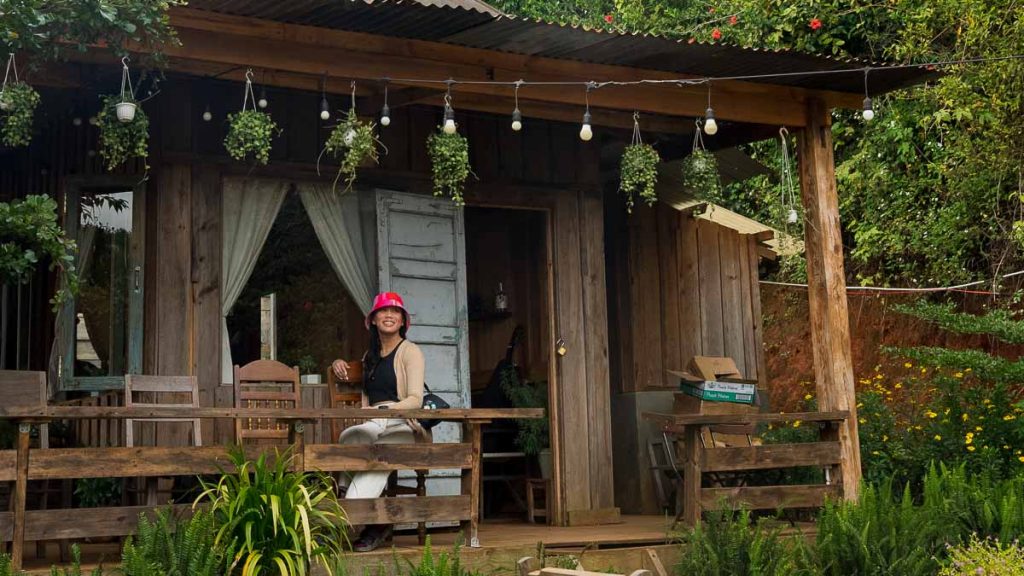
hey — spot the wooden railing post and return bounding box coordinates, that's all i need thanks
[289,420,306,473]
[11,422,31,571]
[681,424,702,527]
[461,421,483,547]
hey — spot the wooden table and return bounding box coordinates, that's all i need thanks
[0,406,542,571]
[643,411,850,527]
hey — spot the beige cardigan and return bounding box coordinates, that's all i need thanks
[362,339,430,440]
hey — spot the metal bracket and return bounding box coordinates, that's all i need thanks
[18,423,31,434]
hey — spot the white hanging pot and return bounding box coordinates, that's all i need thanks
[116,101,137,123]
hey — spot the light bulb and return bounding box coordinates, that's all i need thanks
[72,117,83,127]
[787,208,798,224]
[579,111,593,141]
[703,107,718,135]
[443,118,457,134]
[862,97,874,121]
[258,86,268,109]
[319,97,330,121]
[511,108,522,132]
[380,104,391,127]
[88,116,98,126]
[202,106,212,122]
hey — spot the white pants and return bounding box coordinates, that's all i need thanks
[338,417,415,499]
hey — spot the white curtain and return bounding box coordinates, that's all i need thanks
[297,184,375,315]
[221,178,288,384]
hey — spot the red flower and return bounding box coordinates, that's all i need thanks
[809,17,822,30]
[711,28,722,40]
[688,37,696,44]
[729,15,738,25]
[604,14,613,23]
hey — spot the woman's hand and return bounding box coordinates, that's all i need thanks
[332,359,351,381]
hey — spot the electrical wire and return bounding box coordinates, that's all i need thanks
[760,270,1024,295]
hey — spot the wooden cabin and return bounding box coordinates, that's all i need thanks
[1,0,931,529]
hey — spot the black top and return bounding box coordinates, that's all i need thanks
[366,340,402,405]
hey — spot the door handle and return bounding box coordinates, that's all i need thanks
[134,266,141,292]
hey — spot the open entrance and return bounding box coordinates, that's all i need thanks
[464,206,554,521]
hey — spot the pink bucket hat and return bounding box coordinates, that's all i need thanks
[366,292,410,329]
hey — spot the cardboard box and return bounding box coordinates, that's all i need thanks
[679,382,756,405]
[667,356,762,414]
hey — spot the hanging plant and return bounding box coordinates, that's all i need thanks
[680,120,723,203]
[96,94,149,171]
[322,85,380,193]
[0,55,39,148]
[224,69,278,165]
[619,112,660,213]
[96,58,149,171]
[427,128,472,206]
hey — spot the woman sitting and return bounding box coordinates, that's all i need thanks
[332,291,430,552]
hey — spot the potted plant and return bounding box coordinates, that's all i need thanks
[0,55,40,148]
[500,368,552,478]
[224,70,279,165]
[322,104,381,193]
[96,94,149,171]
[619,114,661,213]
[680,123,723,203]
[427,127,472,206]
[0,195,79,311]
[298,355,321,385]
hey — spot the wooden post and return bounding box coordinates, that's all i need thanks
[680,424,702,527]
[461,421,483,547]
[289,420,306,472]
[798,97,861,500]
[12,423,31,571]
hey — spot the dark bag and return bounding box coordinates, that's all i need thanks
[419,383,449,430]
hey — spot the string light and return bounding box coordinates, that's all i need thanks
[703,80,718,135]
[319,74,330,121]
[580,82,594,141]
[862,68,874,121]
[443,80,457,134]
[202,104,212,122]
[257,85,268,109]
[511,80,523,131]
[380,79,391,127]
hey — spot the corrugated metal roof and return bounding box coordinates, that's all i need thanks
[187,0,934,96]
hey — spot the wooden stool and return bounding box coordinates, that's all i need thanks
[526,478,551,524]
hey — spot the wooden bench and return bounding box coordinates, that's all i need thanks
[0,405,542,571]
[644,411,850,527]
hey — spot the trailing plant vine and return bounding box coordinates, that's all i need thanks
[323,106,380,193]
[0,194,78,310]
[680,121,722,203]
[0,82,39,148]
[427,129,472,206]
[96,94,149,171]
[224,71,278,165]
[619,112,660,213]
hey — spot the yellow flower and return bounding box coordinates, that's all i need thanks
[859,378,872,385]
[872,451,880,456]
[914,425,923,430]
[804,393,813,401]
[967,446,976,452]
[1019,456,1024,463]
[894,383,903,390]
[965,368,972,373]
[875,374,884,380]
[1003,445,1010,450]
[975,426,983,431]
[857,402,864,409]
[925,410,938,419]
[859,418,867,424]
[983,399,992,405]
[954,372,964,378]
[921,368,928,374]
[792,420,802,428]
[1004,415,1017,421]
[904,362,913,368]
[934,435,942,441]
[882,435,889,442]
[962,413,970,422]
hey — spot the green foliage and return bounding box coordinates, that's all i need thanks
[0,194,78,309]
[0,0,183,64]
[679,150,722,204]
[0,552,27,576]
[938,535,1024,576]
[224,110,279,165]
[404,536,477,576]
[49,544,103,576]
[96,95,149,171]
[500,368,549,456]
[324,108,380,193]
[194,446,347,576]
[0,81,39,147]
[427,129,472,206]
[74,476,122,508]
[674,509,812,576]
[894,301,1024,345]
[618,142,659,213]
[121,509,228,576]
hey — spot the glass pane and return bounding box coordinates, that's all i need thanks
[74,192,133,377]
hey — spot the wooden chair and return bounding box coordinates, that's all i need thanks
[234,359,301,445]
[124,374,202,506]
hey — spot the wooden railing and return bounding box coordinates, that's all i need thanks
[643,411,851,527]
[0,406,543,571]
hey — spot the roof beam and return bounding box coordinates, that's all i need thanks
[163,8,864,128]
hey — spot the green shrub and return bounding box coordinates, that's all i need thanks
[121,508,228,576]
[403,536,478,576]
[49,544,103,576]
[674,509,813,576]
[194,447,347,576]
[0,552,27,576]
[939,535,1024,576]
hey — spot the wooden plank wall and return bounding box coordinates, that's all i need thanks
[617,203,766,392]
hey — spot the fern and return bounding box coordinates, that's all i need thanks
[121,509,223,576]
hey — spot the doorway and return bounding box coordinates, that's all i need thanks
[464,206,554,520]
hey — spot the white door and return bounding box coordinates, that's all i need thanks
[376,191,470,492]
